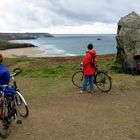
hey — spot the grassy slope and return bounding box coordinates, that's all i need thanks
[3,54,140,102]
[3,55,140,140]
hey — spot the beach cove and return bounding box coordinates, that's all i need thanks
[4,34,116,57]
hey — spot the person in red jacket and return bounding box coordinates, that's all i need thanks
[81,43,96,93]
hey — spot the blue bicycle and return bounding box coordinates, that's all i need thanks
[0,68,28,138]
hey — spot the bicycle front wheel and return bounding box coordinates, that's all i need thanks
[72,71,83,88]
[15,91,29,117]
[95,72,112,92]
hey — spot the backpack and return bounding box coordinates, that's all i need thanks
[89,53,96,67]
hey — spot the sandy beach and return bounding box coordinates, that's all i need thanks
[0,47,47,58]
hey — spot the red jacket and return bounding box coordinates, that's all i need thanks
[82,50,96,76]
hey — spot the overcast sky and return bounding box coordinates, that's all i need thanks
[0,0,140,34]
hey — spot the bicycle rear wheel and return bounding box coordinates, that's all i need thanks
[0,118,12,138]
[95,72,112,92]
[15,91,29,117]
[72,71,83,88]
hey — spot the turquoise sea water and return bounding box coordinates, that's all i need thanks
[17,34,117,57]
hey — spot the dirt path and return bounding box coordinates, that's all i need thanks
[4,89,140,140]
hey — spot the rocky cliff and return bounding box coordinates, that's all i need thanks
[0,32,53,50]
[115,11,140,74]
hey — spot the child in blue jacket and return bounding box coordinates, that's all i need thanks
[0,53,14,97]
[0,53,10,85]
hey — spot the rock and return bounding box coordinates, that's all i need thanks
[97,38,101,40]
[115,11,140,74]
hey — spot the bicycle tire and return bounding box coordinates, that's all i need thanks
[0,100,12,138]
[15,91,29,117]
[0,118,12,139]
[95,72,112,92]
[72,71,83,88]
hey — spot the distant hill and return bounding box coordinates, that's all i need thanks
[0,32,53,40]
[0,40,36,50]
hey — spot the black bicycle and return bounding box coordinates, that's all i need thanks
[0,68,28,138]
[72,66,112,92]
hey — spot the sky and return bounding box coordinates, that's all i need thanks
[0,0,140,34]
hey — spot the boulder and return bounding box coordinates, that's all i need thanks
[115,11,140,74]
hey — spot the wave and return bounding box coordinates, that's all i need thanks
[36,44,76,57]
[13,34,116,57]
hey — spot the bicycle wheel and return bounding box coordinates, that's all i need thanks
[0,118,12,138]
[95,72,112,92]
[72,71,83,88]
[15,91,29,117]
[0,100,12,138]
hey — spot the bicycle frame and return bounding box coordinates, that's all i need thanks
[0,85,9,119]
[0,85,18,119]
[80,68,98,85]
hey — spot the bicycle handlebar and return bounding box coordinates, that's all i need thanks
[10,68,22,77]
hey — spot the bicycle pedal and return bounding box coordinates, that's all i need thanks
[16,120,22,124]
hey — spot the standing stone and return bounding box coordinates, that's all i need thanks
[115,11,140,73]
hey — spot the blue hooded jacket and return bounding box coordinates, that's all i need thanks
[0,64,10,85]
[0,64,15,97]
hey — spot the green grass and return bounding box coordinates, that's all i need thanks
[5,58,79,78]
[3,56,140,101]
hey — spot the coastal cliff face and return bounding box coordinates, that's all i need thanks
[0,40,35,50]
[0,32,53,50]
[115,11,140,74]
[0,33,53,40]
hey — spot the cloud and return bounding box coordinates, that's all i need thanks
[48,0,140,24]
[20,22,117,34]
[0,0,140,33]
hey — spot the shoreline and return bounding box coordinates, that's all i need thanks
[0,47,115,58]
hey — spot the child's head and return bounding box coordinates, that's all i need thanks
[87,43,93,50]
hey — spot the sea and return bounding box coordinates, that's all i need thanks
[16,34,117,57]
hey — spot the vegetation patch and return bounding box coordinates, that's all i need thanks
[3,54,140,100]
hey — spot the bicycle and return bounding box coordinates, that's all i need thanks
[72,65,112,92]
[0,68,29,138]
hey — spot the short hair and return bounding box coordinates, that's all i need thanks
[0,53,3,63]
[87,43,93,50]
